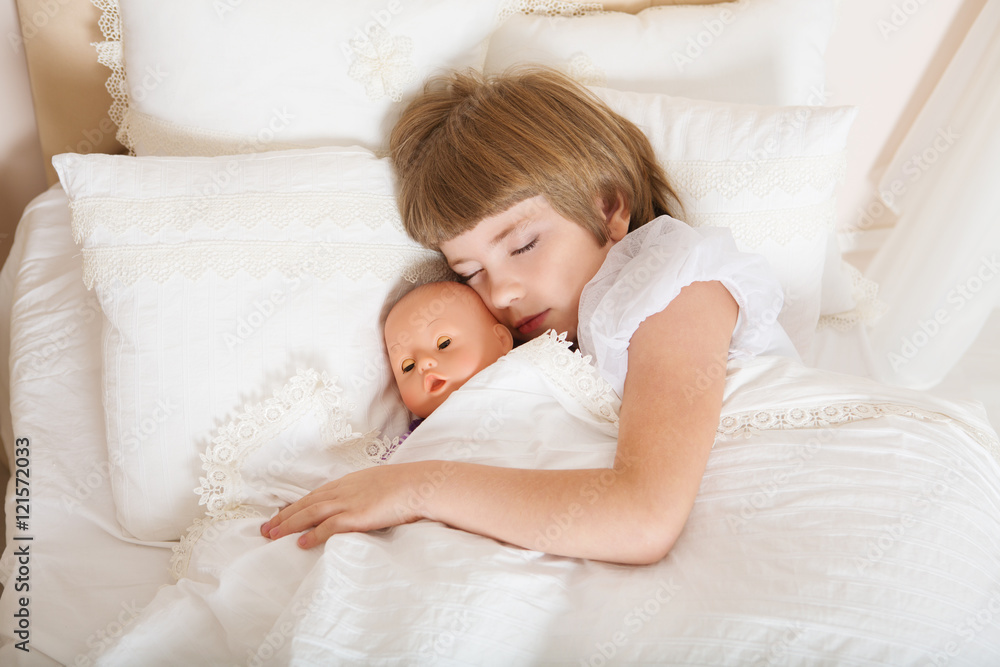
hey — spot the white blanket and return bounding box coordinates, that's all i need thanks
[95,332,1000,666]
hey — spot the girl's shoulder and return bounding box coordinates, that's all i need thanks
[587,214,757,299]
[578,215,798,396]
[616,215,737,261]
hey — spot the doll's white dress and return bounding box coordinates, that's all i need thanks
[578,215,800,397]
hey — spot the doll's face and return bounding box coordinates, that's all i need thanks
[384,282,514,419]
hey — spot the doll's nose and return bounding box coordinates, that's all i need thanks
[418,355,437,371]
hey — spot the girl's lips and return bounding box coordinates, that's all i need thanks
[516,310,549,336]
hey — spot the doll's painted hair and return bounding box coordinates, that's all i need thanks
[389,66,682,248]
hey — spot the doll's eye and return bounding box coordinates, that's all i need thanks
[401,358,415,373]
[437,336,451,350]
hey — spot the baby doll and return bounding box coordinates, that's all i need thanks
[384,280,514,423]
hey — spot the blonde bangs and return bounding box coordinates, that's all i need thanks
[390,66,681,249]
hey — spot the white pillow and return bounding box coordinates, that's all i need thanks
[53,146,451,541]
[96,0,506,155]
[485,0,837,106]
[590,87,857,356]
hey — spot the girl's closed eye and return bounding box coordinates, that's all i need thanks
[437,336,451,350]
[512,238,538,256]
[459,269,481,284]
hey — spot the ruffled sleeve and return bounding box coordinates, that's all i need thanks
[577,216,799,398]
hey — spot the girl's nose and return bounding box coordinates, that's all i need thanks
[488,274,524,311]
[418,355,437,371]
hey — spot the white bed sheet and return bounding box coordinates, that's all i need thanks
[0,187,173,666]
[95,344,1000,665]
[806,301,1000,434]
[1,189,1000,665]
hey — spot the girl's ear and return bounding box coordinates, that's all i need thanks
[494,322,515,354]
[599,193,630,243]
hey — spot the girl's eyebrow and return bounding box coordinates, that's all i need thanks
[449,219,530,268]
[488,218,530,249]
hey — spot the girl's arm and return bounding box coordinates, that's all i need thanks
[263,280,737,565]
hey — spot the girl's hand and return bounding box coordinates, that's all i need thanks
[260,462,433,549]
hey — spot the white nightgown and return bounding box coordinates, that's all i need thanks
[578,215,800,398]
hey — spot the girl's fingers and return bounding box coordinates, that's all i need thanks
[261,486,342,537]
[297,517,340,549]
[267,499,341,539]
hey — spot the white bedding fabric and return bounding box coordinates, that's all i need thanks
[96,341,1000,665]
[3,189,1000,666]
[0,187,173,666]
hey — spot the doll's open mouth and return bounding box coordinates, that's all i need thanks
[425,375,447,394]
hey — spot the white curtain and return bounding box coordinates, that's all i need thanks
[864,0,1000,390]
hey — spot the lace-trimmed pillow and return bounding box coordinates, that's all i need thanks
[93,0,507,156]
[53,146,452,541]
[484,0,837,106]
[591,87,858,357]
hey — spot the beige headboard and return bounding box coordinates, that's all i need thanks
[16,0,725,186]
[16,0,126,186]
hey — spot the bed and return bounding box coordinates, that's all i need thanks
[2,1,999,665]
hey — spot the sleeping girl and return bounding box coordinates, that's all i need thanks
[95,66,1000,666]
[262,66,801,563]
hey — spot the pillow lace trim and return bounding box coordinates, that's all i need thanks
[70,193,405,243]
[717,402,1000,462]
[685,200,836,247]
[499,0,605,20]
[90,0,133,153]
[124,108,307,157]
[817,261,888,331]
[80,242,452,289]
[666,153,848,201]
[171,369,391,581]
[509,330,621,424]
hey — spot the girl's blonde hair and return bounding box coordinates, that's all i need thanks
[390,66,682,249]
